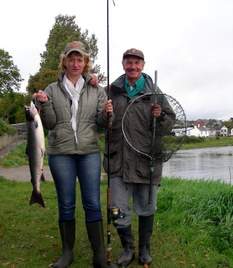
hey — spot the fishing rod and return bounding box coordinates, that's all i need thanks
[148,70,158,204]
[106,0,115,265]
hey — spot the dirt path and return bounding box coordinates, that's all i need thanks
[0,140,53,181]
[0,165,53,181]
[0,140,106,182]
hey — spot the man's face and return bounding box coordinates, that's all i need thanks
[122,57,145,82]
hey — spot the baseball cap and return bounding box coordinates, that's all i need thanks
[63,41,87,57]
[123,48,144,60]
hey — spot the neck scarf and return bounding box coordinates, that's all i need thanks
[124,74,145,98]
[63,75,85,143]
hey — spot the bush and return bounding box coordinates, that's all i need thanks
[0,118,16,136]
[184,136,205,144]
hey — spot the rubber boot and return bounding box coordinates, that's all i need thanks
[138,215,154,266]
[86,220,117,268]
[116,226,135,267]
[52,220,75,268]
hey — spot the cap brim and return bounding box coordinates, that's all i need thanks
[65,48,85,57]
[123,53,144,60]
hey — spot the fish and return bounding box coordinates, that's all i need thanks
[25,101,45,208]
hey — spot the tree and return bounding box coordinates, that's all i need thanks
[0,92,29,123]
[27,14,99,94]
[223,120,233,130]
[0,49,23,95]
[27,69,58,93]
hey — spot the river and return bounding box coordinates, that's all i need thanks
[163,146,233,183]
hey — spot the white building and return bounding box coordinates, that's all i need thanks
[220,126,228,136]
[231,128,233,136]
[186,126,210,137]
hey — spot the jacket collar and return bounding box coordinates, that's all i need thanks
[57,72,91,99]
[111,72,154,94]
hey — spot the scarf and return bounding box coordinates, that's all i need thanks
[124,74,145,98]
[63,75,85,143]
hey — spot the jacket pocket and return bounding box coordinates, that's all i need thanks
[135,155,150,179]
[49,123,73,147]
[136,155,162,180]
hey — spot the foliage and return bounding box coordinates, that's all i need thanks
[27,14,99,94]
[0,49,23,95]
[183,136,205,144]
[27,69,58,95]
[0,118,16,136]
[223,119,233,130]
[162,180,233,254]
[181,136,233,149]
[0,177,233,267]
[0,92,29,123]
[205,119,223,129]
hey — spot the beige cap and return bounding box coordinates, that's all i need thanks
[63,41,87,57]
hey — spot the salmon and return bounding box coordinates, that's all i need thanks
[25,101,45,207]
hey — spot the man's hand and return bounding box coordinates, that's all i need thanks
[151,104,161,118]
[104,99,113,116]
[89,74,98,87]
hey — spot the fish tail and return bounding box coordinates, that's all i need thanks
[30,190,45,208]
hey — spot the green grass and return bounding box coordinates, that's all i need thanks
[0,176,233,267]
[0,142,28,167]
[0,142,48,167]
[181,136,233,149]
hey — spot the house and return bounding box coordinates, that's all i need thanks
[193,119,207,128]
[231,128,233,136]
[220,126,229,136]
[186,125,210,137]
[186,126,201,137]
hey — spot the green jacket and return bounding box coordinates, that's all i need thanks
[40,74,107,155]
[104,73,176,185]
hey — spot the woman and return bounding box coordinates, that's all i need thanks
[34,41,114,268]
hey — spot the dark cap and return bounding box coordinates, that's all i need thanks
[63,41,87,57]
[123,48,144,60]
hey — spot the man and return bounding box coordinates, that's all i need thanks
[104,48,175,267]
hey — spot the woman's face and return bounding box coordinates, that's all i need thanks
[64,52,85,77]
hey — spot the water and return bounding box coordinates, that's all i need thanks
[163,146,233,183]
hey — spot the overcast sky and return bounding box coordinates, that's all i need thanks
[1,0,232,120]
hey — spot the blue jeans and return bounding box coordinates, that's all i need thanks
[48,152,102,223]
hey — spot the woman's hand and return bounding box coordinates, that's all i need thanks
[33,90,48,103]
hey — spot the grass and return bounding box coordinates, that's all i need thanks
[0,176,233,267]
[0,142,48,167]
[181,136,233,149]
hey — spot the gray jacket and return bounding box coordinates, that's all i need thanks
[40,74,108,155]
[104,73,175,185]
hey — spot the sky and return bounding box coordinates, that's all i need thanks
[0,0,233,120]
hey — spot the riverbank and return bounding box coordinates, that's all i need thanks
[0,177,232,267]
[181,136,233,149]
